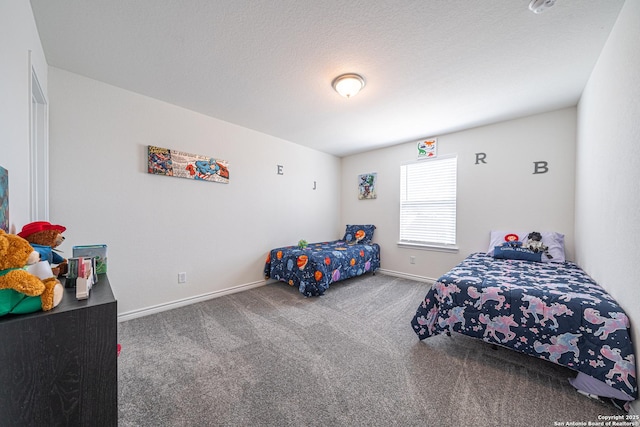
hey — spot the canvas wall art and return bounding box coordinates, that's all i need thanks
[358,172,377,200]
[0,166,8,232]
[417,138,437,159]
[148,145,229,184]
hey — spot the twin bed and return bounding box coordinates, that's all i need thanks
[411,231,637,406]
[264,225,380,297]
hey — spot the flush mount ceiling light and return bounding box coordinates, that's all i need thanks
[529,0,556,14]
[332,73,366,99]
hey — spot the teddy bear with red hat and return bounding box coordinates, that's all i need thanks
[18,221,68,276]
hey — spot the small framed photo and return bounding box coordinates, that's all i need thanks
[417,138,437,159]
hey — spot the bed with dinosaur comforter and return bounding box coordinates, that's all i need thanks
[411,252,637,403]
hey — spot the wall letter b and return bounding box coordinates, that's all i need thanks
[533,161,548,174]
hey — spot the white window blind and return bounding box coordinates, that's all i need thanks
[400,155,457,247]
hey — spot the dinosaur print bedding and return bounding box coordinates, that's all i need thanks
[264,240,381,297]
[411,252,637,401]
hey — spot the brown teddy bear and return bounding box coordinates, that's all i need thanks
[18,221,68,276]
[0,230,63,316]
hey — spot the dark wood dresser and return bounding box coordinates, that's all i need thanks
[0,275,117,426]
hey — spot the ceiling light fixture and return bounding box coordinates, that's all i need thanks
[332,73,365,99]
[529,0,556,14]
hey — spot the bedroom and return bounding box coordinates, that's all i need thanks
[1,0,639,421]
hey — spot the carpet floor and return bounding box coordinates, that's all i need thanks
[117,273,624,426]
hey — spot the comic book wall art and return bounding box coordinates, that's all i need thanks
[358,172,377,200]
[147,145,229,184]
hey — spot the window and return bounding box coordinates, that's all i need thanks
[399,155,457,250]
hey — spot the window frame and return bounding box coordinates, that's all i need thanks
[397,154,458,253]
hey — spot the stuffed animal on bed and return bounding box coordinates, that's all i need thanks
[523,231,553,259]
[0,230,64,316]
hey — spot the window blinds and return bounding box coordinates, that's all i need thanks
[399,155,457,246]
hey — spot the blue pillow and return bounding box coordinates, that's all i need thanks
[493,245,542,262]
[343,224,375,244]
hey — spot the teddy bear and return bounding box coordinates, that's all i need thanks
[0,229,64,316]
[17,221,68,276]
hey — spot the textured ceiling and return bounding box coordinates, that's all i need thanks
[29,0,624,157]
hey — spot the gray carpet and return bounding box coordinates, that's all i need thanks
[117,273,624,426]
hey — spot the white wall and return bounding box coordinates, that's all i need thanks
[576,0,640,413]
[47,68,341,316]
[0,0,49,230]
[341,108,576,280]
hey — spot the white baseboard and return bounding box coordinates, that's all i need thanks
[117,271,434,322]
[117,280,266,322]
[377,268,436,284]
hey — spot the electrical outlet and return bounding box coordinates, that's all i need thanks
[178,272,187,283]
[410,256,415,264]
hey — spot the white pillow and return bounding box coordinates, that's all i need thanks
[486,230,565,263]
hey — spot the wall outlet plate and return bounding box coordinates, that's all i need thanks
[178,272,187,283]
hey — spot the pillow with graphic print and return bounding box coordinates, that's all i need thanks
[486,230,565,262]
[343,224,375,244]
[493,244,543,262]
